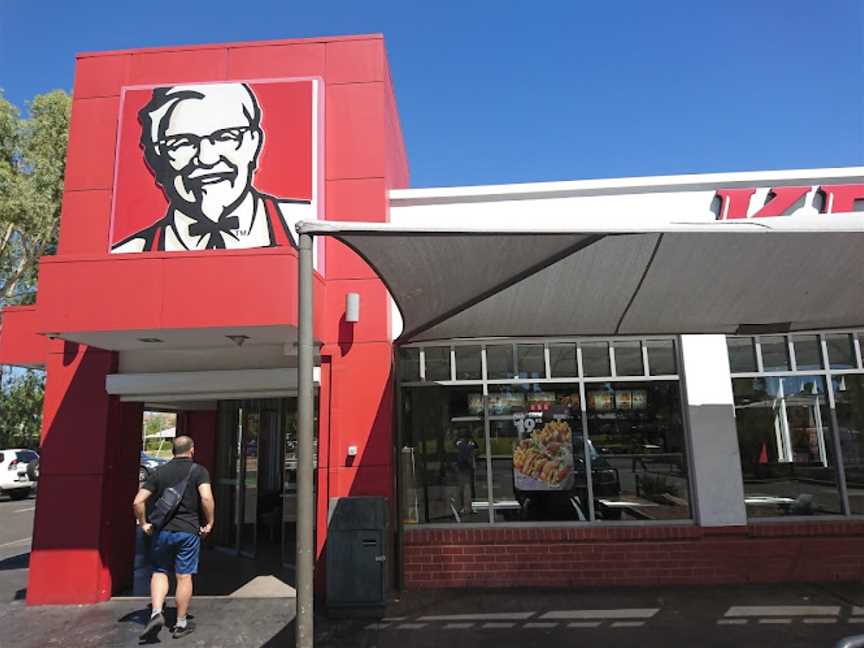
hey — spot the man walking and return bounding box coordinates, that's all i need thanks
[133,435,214,640]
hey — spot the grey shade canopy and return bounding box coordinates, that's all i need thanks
[298,215,864,342]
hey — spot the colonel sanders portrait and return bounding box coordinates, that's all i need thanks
[111,83,313,253]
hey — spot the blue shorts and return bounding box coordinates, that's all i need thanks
[151,530,201,575]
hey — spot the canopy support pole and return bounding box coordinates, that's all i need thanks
[296,231,315,648]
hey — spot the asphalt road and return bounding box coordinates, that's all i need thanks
[0,489,35,604]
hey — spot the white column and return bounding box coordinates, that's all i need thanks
[680,335,747,526]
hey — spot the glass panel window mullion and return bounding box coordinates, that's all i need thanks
[855,332,864,370]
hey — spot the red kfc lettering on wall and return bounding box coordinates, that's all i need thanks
[715,184,864,220]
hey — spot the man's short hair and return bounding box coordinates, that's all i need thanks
[138,83,262,173]
[173,435,195,456]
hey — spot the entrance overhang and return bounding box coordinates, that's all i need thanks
[298,213,864,342]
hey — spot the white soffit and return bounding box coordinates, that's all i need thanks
[298,214,864,342]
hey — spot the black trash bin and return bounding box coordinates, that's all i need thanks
[326,496,388,617]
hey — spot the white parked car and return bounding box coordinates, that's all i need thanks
[0,449,38,500]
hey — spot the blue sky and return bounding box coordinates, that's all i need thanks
[1,0,862,187]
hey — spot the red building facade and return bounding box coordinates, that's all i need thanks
[1,34,407,604]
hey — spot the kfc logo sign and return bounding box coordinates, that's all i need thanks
[110,79,321,253]
[715,184,864,220]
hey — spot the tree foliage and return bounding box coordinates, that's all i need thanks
[0,369,44,448]
[0,89,71,309]
[0,88,70,449]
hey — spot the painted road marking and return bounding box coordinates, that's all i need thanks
[568,622,602,628]
[482,623,515,629]
[419,612,535,622]
[724,606,840,617]
[542,608,659,620]
[524,622,557,629]
[364,623,389,630]
[718,619,748,625]
[758,619,791,624]
[611,621,644,628]
[13,507,35,513]
[444,623,473,629]
[803,618,837,624]
[382,617,407,622]
[396,623,428,630]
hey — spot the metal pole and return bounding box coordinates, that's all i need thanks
[296,232,315,648]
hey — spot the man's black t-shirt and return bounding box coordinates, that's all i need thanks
[143,458,211,535]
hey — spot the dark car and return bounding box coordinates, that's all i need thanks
[139,453,167,483]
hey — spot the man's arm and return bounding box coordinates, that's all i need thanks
[133,487,154,535]
[198,482,215,538]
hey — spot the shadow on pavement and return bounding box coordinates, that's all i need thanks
[0,553,29,572]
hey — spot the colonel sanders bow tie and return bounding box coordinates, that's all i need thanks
[188,215,241,249]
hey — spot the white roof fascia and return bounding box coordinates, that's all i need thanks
[389,166,864,206]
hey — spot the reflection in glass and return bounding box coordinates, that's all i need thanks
[454,346,482,380]
[792,335,822,371]
[549,344,577,378]
[760,336,791,371]
[646,339,677,376]
[400,387,488,524]
[727,337,757,373]
[613,341,643,376]
[399,347,420,382]
[424,347,451,382]
[833,375,864,514]
[581,341,610,377]
[517,345,545,379]
[733,375,840,517]
[826,334,856,369]
[486,345,514,379]
[587,381,690,521]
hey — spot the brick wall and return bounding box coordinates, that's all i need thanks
[402,523,864,588]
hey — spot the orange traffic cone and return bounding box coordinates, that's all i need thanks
[758,442,768,464]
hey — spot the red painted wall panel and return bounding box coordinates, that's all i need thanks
[57,190,112,256]
[326,83,387,180]
[127,48,228,85]
[325,39,385,84]
[63,97,119,192]
[73,54,130,99]
[0,306,48,366]
[228,43,325,79]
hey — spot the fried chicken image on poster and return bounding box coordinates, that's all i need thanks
[111,82,316,253]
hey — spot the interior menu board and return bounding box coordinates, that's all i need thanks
[512,406,575,491]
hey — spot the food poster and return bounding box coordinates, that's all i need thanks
[512,405,575,491]
[588,391,614,411]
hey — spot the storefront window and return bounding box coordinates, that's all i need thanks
[400,386,488,524]
[454,346,482,380]
[587,381,689,521]
[516,344,545,379]
[612,341,643,376]
[399,336,688,526]
[760,336,791,371]
[581,341,610,377]
[826,334,857,370]
[399,347,420,382]
[646,339,677,376]
[486,344,514,379]
[833,375,864,515]
[732,375,841,517]
[792,335,822,371]
[424,347,451,382]
[549,343,577,377]
[728,337,757,373]
[487,384,587,522]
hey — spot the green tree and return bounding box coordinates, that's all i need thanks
[0,88,70,449]
[0,89,71,309]
[0,369,44,448]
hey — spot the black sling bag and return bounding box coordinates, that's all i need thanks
[149,463,197,533]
